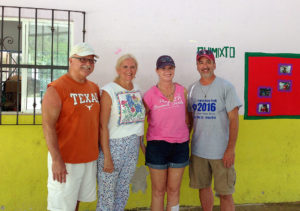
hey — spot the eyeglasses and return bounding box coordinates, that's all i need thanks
[72,57,97,64]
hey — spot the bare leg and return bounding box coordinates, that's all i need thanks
[220,194,235,211]
[166,167,185,211]
[75,201,79,211]
[149,167,167,211]
[199,187,213,211]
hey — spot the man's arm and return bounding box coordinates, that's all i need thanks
[184,88,194,133]
[184,88,190,128]
[99,91,114,173]
[187,111,194,134]
[222,107,239,168]
[42,86,67,183]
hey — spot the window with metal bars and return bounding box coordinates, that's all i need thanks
[0,6,86,125]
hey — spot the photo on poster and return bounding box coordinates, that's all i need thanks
[257,103,271,114]
[278,64,292,75]
[258,87,272,98]
[278,80,292,92]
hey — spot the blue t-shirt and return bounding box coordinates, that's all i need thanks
[188,77,242,159]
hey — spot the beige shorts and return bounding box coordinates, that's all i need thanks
[189,154,236,195]
[47,152,97,211]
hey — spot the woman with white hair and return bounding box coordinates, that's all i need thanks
[96,54,145,211]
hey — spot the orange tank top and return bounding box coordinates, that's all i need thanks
[48,74,100,163]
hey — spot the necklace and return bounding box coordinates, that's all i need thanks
[200,83,212,98]
[157,83,175,99]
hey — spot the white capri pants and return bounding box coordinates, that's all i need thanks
[96,134,140,211]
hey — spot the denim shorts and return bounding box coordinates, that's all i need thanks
[145,140,189,170]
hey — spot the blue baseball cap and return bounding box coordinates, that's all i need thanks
[156,55,175,69]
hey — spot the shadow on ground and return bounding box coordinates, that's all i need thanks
[126,202,300,211]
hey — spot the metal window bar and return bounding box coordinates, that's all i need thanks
[33,8,37,124]
[16,7,21,124]
[0,6,4,125]
[51,9,54,82]
[0,5,86,125]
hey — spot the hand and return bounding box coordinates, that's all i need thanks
[52,159,68,183]
[222,148,235,168]
[103,157,114,173]
[140,136,146,155]
[141,144,146,155]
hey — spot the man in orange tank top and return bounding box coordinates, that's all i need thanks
[42,42,100,211]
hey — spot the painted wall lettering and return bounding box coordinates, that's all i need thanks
[197,46,236,58]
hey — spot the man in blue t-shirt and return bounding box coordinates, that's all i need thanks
[188,49,242,211]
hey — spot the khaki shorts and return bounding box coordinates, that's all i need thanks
[47,152,97,211]
[189,154,236,195]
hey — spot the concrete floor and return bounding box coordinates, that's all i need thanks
[126,202,300,211]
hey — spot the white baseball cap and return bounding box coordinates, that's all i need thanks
[69,42,99,58]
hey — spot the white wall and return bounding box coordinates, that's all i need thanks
[2,0,300,113]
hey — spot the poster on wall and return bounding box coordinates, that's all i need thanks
[244,52,300,119]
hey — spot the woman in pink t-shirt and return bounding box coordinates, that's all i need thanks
[143,55,190,211]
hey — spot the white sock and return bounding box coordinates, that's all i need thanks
[171,204,179,211]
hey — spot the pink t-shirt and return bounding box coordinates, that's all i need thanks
[143,83,189,143]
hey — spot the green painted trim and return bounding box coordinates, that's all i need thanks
[244,53,249,119]
[244,52,300,120]
[245,52,300,58]
[244,115,300,120]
